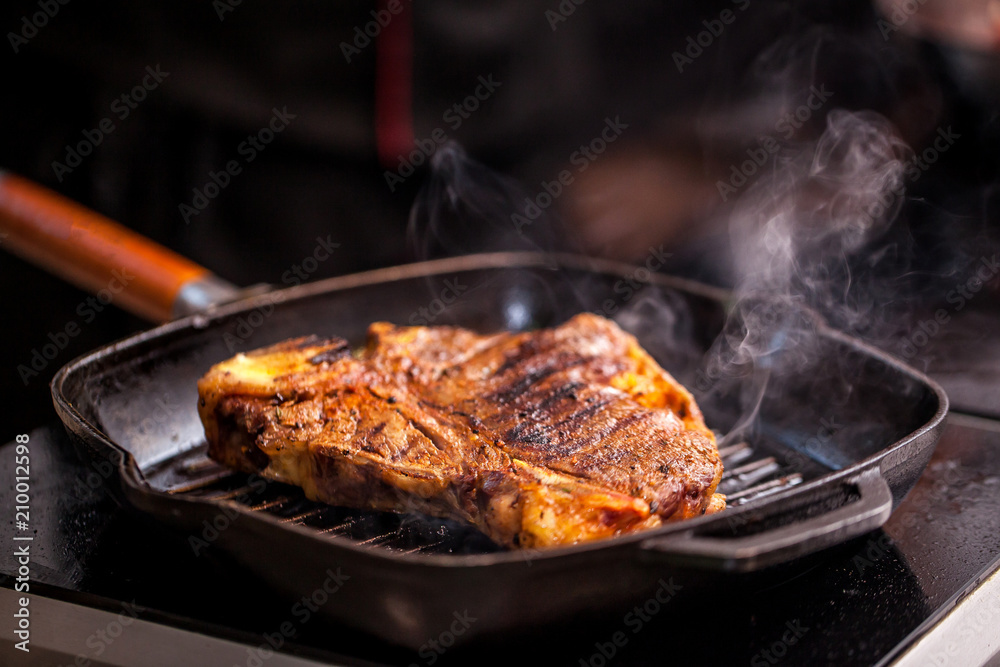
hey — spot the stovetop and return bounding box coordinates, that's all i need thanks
[2,408,999,666]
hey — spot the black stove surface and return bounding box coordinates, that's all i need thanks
[2,411,999,666]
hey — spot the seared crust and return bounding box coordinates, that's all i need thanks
[197,313,724,548]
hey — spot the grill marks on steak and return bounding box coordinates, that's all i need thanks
[198,313,724,548]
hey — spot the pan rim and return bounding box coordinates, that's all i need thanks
[49,251,950,568]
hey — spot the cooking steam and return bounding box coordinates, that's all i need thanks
[406,108,920,450]
[407,141,567,259]
[702,109,911,445]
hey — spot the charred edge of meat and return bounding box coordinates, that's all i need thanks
[197,314,724,549]
[308,340,350,364]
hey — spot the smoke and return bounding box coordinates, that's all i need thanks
[406,141,567,259]
[404,108,925,452]
[735,109,913,339]
[700,109,912,445]
[613,288,704,380]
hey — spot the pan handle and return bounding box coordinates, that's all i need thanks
[0,171,238,322]
[638,469,892,572]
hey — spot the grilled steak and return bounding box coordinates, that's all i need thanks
[197,313,724,548]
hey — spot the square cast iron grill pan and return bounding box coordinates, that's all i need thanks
[50,253,948,648]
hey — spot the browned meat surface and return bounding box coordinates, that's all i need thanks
[197,313,724,548]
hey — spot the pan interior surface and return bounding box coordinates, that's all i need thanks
[53,258,942,557]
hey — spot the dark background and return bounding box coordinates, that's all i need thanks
[2,0,998,440]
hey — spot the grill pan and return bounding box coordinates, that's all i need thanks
[1,175,948,649]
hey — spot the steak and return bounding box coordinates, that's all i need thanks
[197,313,724,548]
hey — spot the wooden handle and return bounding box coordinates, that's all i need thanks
[0,172,217,322]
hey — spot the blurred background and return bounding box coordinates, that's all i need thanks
[2,0,999,438]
